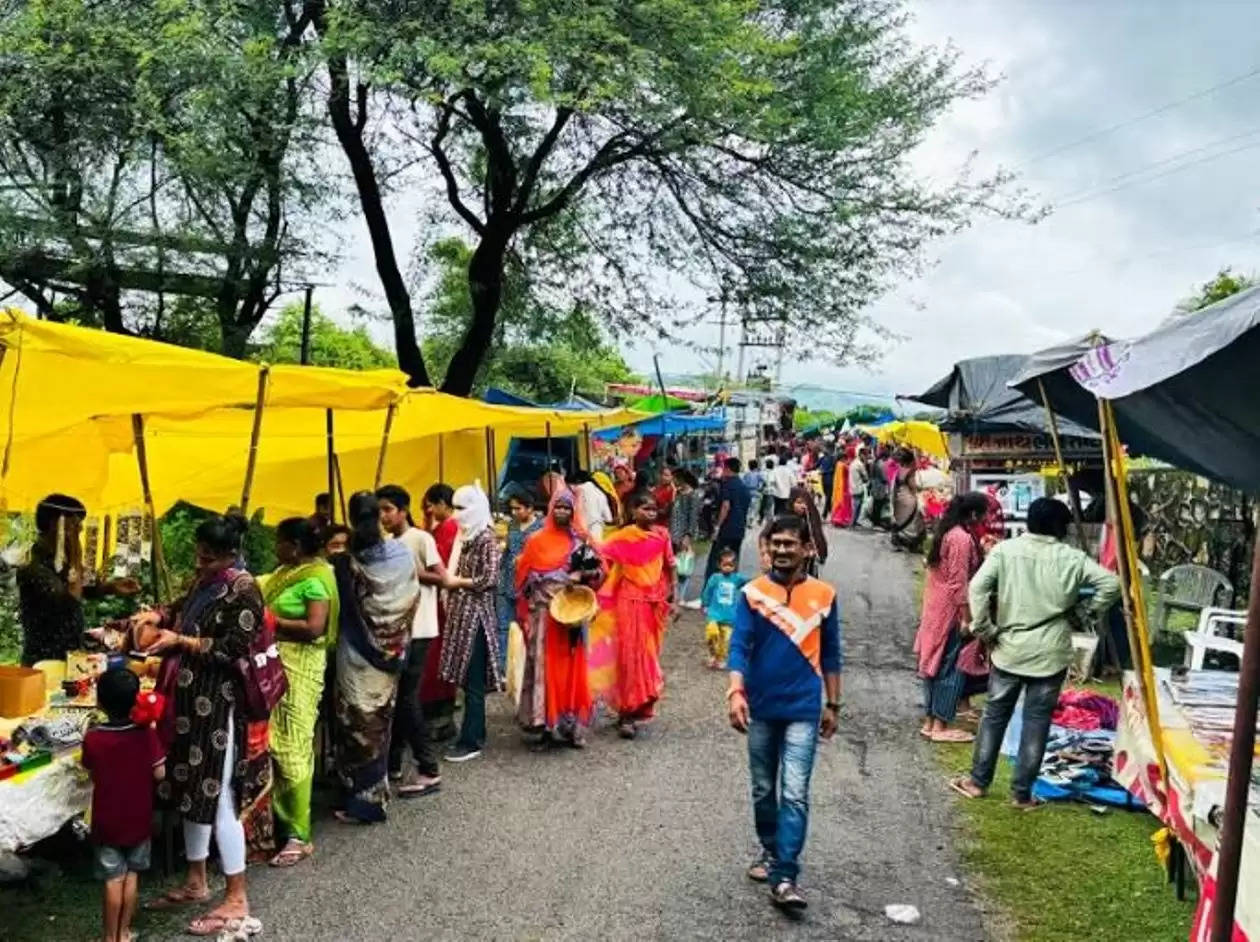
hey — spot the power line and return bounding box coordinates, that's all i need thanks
[1016,63,1260,168]
[1050,125,1260,205]
[1054,138,1260,209]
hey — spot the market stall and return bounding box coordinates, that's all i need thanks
[1017,283,1260,940]
[906,353,1102,536]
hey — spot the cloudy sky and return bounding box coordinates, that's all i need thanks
[325,1,1260,407]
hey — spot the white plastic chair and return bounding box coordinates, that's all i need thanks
[1182,606,1247,670]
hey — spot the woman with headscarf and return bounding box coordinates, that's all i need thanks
[890,448,927,551]
[515,489,599,748]
[597,490,676,740]
[135,515,260,935]
[914,493,989,742]
[259,517,338,868]
[440,483,503,763]
[330,492,418,824]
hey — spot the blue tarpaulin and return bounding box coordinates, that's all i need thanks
[593,410,727,439]
[482,387,605,411]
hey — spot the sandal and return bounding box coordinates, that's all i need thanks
[145,885,211,910]
[948,776,984,800]
[1011,797,1046,811]
[333,810,372,826]
[930,729,976,743]
[269,840,314,868]
[186,911,255,937]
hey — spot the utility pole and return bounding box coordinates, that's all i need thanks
[715,293,727,384]
[299,284,314,365]
[773,318,787,387]
[735,314,747,388]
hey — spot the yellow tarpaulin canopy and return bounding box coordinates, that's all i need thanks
[856,420,949,460]
[0,310,642,517]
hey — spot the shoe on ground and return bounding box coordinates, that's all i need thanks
[682,599,702,610]
[388,769,402,783]
[444,744,482,763]
[770,881,807,911]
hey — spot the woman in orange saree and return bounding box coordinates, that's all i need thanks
[597,490,676,740]
[514,489,596,747]
[830,446,854,527]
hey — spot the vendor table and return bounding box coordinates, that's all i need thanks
[0,748,89,854]
[1115,668,1260,940]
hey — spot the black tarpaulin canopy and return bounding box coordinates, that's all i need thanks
[907,353,1099,438]
[1015,285,1260,494]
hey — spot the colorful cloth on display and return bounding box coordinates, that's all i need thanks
[1052,689,1120,731]
[1114,668,1260,940]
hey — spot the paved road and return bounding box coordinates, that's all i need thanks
[232,529,988,941]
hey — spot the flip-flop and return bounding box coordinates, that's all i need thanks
[144,887,211,910]
[268,841,314,867]
[931,730,976,743]
[948,776,984,800]
[186,914,261,938]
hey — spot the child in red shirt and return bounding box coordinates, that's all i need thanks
[81,668,165,942]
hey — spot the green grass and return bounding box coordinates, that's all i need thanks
[911,562,1193,940]
[937,737,1194,942]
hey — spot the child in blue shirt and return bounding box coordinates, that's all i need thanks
[701,547,747,669]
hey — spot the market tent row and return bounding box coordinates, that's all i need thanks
[0,311,642,518]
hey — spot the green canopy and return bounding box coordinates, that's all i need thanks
[627,393,690,413]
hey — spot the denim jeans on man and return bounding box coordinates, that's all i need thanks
[969,666,1066,802]
[748,719,819,884]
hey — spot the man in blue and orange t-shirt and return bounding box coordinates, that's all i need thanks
[726,513,843,913]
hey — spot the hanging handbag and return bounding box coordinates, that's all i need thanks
[236,609,288,722]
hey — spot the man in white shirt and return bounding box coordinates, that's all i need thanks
[377,484,445,796]
[769,451,796,515]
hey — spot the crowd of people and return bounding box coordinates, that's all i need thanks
[15,424,1129,937]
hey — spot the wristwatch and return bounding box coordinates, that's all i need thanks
[825,701,841,712]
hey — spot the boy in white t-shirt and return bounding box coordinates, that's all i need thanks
[377,484,446,796]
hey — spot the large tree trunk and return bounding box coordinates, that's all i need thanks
[441,230,509,397]
[318,49,428,386]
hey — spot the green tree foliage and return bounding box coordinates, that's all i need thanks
[252,300,397,370]
[420,238,635,401]
[1178,267,1256,313]
[313,0,1022,394]
[0,0,324,354]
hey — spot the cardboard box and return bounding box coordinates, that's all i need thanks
[0,666,47,718]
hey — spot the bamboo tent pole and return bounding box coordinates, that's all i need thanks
[373,402,397,489]
[438,434,445,482]
[1098,400,1165,774]
[130,414,169,602]
[325,409,337,523]
[1037,378,1087,551]
[239,367,270,517]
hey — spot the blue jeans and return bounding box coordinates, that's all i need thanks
[747,718,819,884]
[969,666,1066,802]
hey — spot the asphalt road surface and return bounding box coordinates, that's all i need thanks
[233,528,989,941]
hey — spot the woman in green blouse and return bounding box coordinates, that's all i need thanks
[260,517,339,867]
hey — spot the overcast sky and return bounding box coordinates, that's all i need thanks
[327,1,1260,406]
